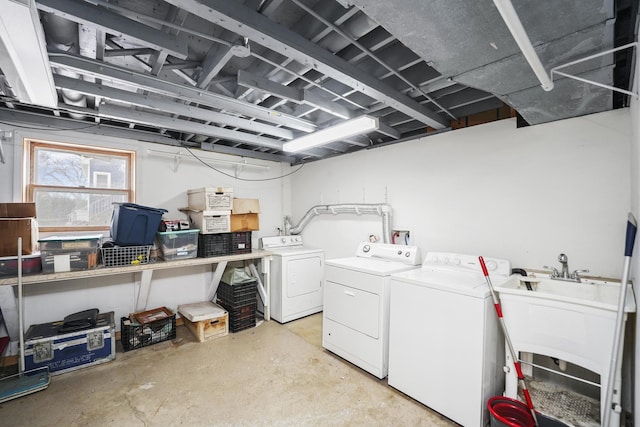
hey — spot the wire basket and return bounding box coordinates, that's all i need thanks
[101,245,152,268]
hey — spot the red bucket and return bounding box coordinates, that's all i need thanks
[488,396,535,427]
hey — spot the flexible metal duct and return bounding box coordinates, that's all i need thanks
[286,203,393,243]
[41,13,86,118]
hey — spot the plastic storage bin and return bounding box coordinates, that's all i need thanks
[39,235,101,273]
[155,229,199,261]
[110,203,167,246]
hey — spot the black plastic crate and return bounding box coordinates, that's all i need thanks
[217,280,257,307]
[120,311,176,351]
[198,233,230,257]
[217,302,256,332]
[229,231,251,254]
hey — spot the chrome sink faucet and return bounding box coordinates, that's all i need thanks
[558,253,569,279]
[544,253,589,283]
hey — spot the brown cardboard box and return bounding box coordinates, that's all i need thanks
[230,198,260,231]
[231,198,260,214]
[230,214,259,231]
[0,218,39,256]
[0,203,38,256]
[0,203,36,218]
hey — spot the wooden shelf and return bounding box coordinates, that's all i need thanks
[0,250,273,287]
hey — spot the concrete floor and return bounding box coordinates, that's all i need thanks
[0,313,456,426]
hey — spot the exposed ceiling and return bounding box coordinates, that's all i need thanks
[0,0,637,164]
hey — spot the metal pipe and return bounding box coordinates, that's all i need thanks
[492,0,554,91]
[288,203,392,243]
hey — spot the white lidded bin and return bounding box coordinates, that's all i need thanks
[187,187,233,211]
[182,209,230,234]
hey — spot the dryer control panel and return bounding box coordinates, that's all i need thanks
[260,235,303,249]
[355,242,421,265]
[423,252,511,277]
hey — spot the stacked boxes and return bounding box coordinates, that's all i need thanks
[39,235,101,273]
[216,279,257,332]
[105,203,167,267]
[0,203,39,257]
[182,187,259,257]
[182,187,233,235]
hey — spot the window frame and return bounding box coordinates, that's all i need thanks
[24,138,136,232]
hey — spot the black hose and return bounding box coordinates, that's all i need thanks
[511,268,533,291]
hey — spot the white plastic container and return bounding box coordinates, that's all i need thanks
[187,187,233,211]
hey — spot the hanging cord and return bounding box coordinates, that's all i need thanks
[180,142,305,182]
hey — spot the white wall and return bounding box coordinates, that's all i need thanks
[291,109,631,278]
[0,126,292,329]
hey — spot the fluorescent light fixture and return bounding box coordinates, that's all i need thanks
[0,0,57,108]
[492,0,554,92]
[283,115,379,153]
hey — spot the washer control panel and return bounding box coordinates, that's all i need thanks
[356,242,421,265]
[423,252,511,277]
[260,235,303,248]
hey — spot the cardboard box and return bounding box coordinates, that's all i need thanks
[24,312,116,375]
[0,218,39,257]
[0,203,36,218]
[178,302,229,342]
[0,203,38,257]
[181,208,231,234]
[230,214,259,231]
[188,187,233,211]
[232,198,260,214]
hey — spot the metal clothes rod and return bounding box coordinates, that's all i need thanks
[146,148,271,170]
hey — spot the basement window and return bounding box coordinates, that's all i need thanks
[25,139,135,232]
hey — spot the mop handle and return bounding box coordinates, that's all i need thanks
[479,257,519,361]
[18,238,25,374]
[602,214,637,427]
[479,256,538,426]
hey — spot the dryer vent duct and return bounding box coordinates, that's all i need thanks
[286,203,393,243]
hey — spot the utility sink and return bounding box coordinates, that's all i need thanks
[495,274,636,313]
[495,274,636,426]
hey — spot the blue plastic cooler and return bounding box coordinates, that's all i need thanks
[110,203,167,246]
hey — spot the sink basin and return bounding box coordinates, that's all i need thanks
[495,274,636,427]
[495,275,636,313]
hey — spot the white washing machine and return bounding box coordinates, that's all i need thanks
[260,235,324,323]
[388,252,511,427]
[323,242,421,379]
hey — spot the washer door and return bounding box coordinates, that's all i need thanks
[287,255,323,298]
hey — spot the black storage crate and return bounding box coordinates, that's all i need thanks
[216,279,257,332]
[216,302,257,332]
[217,279,257,307]
[229,231,251,254]
[120,312,176,351]
[198,233,230,257]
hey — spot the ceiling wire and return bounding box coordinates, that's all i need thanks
[180,142,305,182]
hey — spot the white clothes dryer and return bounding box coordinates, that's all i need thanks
[260,235,324,323]
[323,242,421,379]
[388,252,512,427]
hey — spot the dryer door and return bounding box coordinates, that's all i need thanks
[286,255,323,297]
